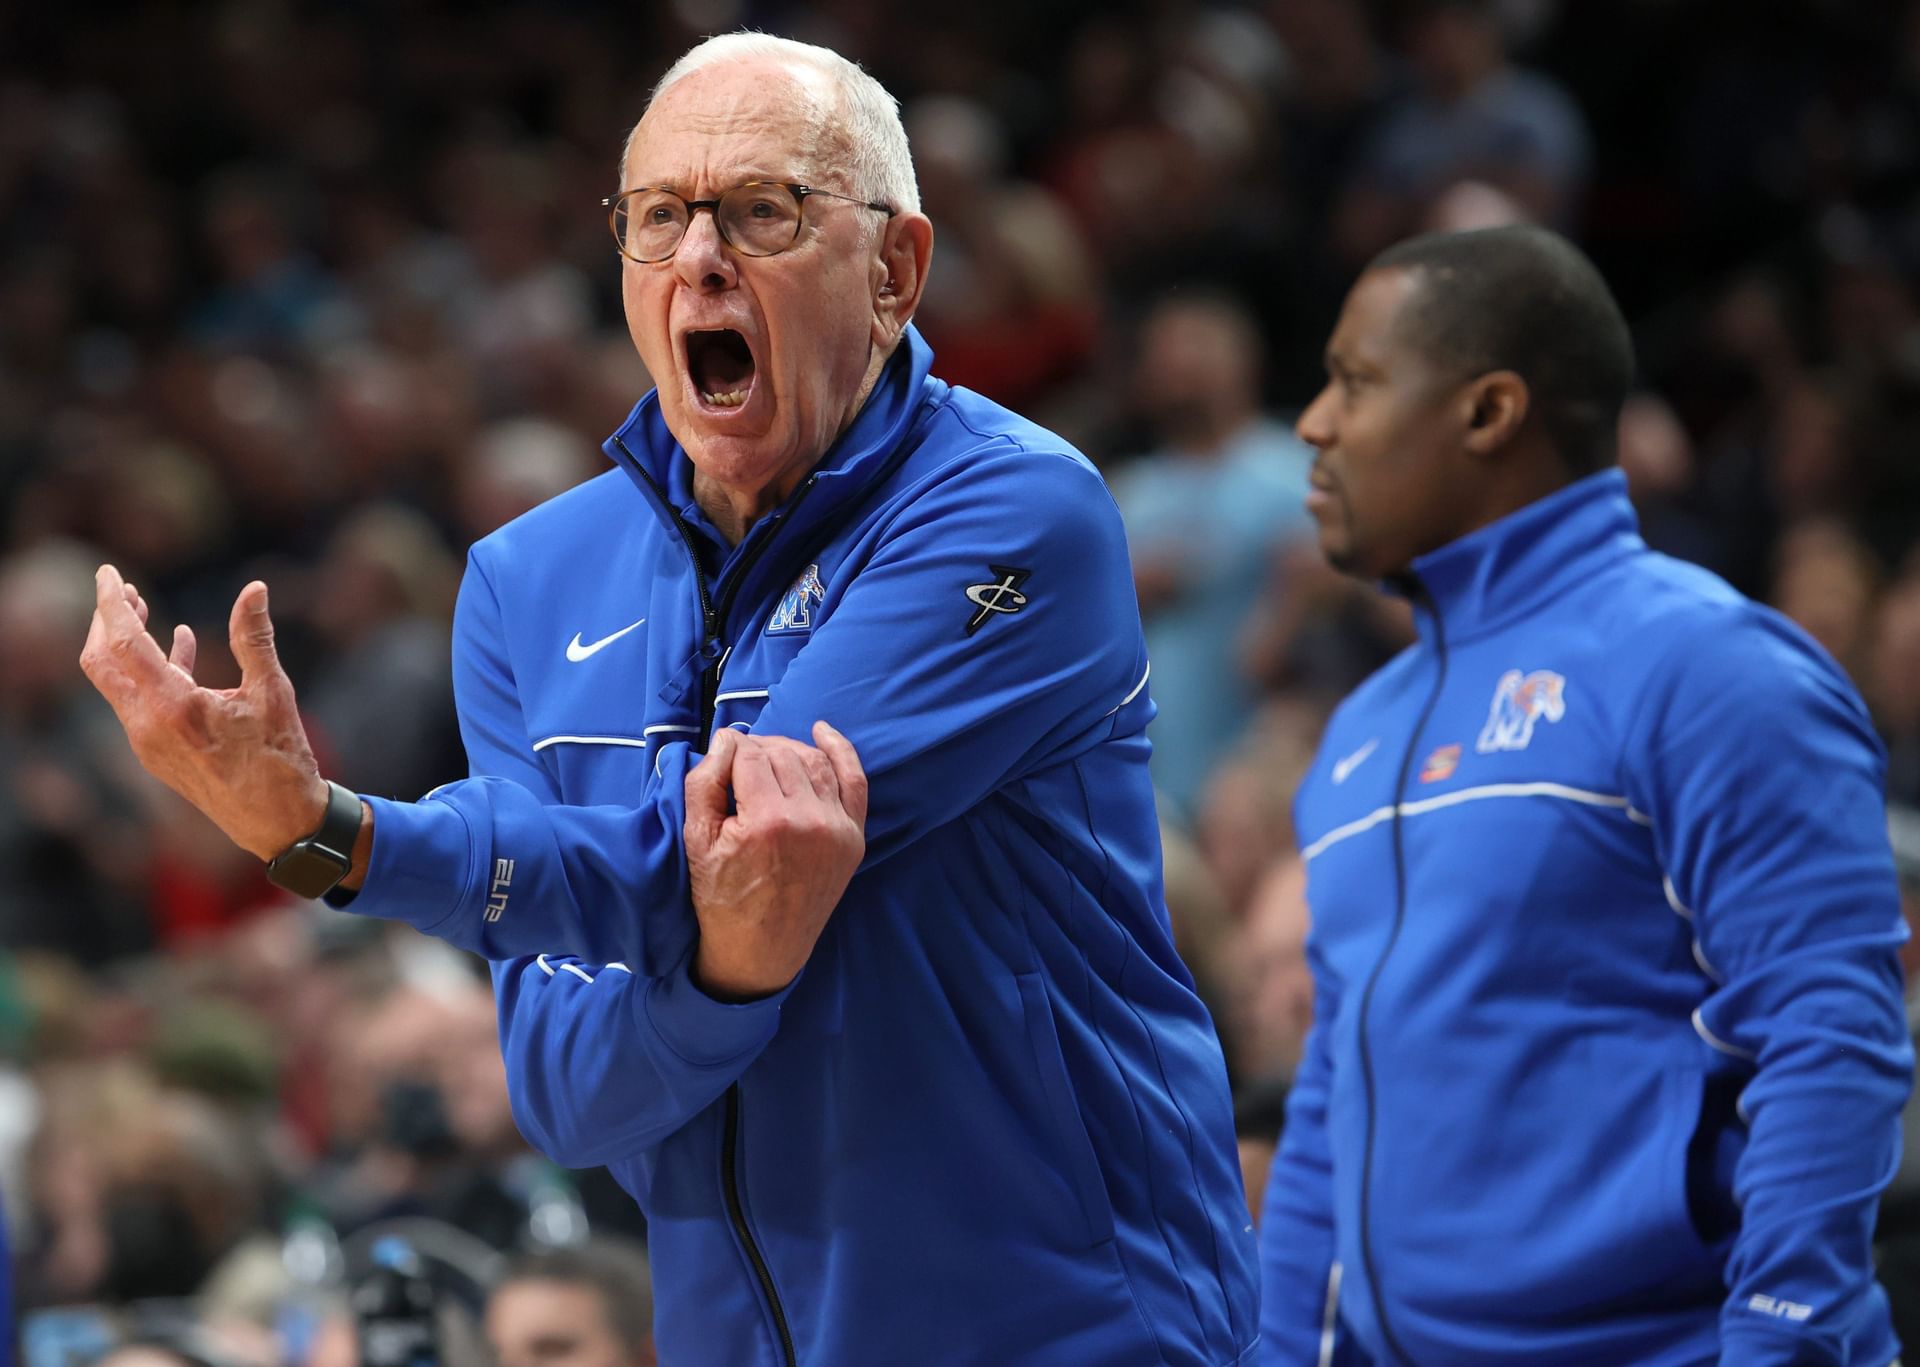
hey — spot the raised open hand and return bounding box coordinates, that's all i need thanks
[79,564,330,861]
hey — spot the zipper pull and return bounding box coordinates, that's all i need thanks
[658,636,724,706]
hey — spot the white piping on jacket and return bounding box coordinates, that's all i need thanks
[1301,782,1638,862]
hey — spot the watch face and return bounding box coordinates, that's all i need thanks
[268,845,351,901]
[267,783,361,900]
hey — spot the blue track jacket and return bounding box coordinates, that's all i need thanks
[340,328,1259,1366]
[1259,471,1911,1366]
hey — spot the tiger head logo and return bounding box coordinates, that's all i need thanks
[1475,669,1567,753]
[767,563,826,635]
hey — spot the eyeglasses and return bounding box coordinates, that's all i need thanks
[603,181,896,264]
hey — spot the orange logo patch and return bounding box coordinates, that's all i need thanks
[1419,743,1462,783]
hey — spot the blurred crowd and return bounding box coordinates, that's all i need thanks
[2,0,1919,1360]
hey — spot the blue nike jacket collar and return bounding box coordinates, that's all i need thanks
[1404,467,1639,646]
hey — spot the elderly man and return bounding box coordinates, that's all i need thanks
[82,32,1257,1367]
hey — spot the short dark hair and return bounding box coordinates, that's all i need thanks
[1368,225,1634,474]
[496,1239,654,1354]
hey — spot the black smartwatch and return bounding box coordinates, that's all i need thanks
[266,780,364,900]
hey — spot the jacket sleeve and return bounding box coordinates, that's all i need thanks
[336,548,707,974]
[1258,920,1344,1365]
[1626,612,1912,1367]
[745,449,1148,862]
[490,953,786,1167]
[373,550,789,1158]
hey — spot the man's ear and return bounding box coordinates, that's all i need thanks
[1461,370,1531,458]
[871,212,934,349]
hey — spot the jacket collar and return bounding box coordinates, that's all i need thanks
[602,324,943,561]
[1405,468,1645,647]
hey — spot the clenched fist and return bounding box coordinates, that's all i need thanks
[683,723,868,1001]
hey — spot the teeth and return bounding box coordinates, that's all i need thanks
[701,388,748,408]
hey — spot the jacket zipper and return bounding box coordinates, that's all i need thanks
[702,487,813,1367]
[614,438,724,697]
[1354,575,1445,1366]
[615,438,810,1366]
[721,1086,793,1366]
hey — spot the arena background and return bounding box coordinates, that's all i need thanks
[2,0,1919,1362]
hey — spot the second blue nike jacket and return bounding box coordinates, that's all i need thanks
[1260,471,1910,1366]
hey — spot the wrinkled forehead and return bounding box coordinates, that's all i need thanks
[625,58,845,191]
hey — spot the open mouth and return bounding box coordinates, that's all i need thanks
[685,329,756,409]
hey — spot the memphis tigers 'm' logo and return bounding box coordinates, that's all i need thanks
[767,563,826,635]
[1475,668,1567,753]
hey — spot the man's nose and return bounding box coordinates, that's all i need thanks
[1297,385,1336,448]
[672,209,737,292]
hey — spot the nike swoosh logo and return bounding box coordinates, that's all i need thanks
[565,619,646,663]
[1331,738,1379,785]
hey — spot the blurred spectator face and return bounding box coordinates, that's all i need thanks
[487,1277,651,1367]
[907,95,1001,215]
[325,977,514,1165]
[457,419,599,542]
[1406,3,1503,99]
[1135,299,1262,451]
[1296,267,1479,578]
[1771,519,1880,676]
[1064,21,1149,128]
[1616,393,1695,501]
[1824,258,1917,370]
[325,984,434,1150]
[437,982,517,1154]
[0,540,98,719]
[1160,819,1232,989]
[94,1351,197,1367]
[1870,575,1920,730]
[306,503,456,648]
[450,149,553,282]
[1266,0,1369,68]
[1229,855,1316,1079]
[316,351,425,484]
[203,179,293,286]
[618,58,914,508]
[1769,382,1852,509]
[93,444,229,580]
[1707,277,1798,378]
[101,1089,264,1300]
[99,206,182,322]
[1,255,77,371]
[1197,762,1278,917]
[28,1064,264,1304]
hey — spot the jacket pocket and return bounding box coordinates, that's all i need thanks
[1662,1068,1729,1262]
[1682,1068,1746,1252]
[1015,971,1115,1247]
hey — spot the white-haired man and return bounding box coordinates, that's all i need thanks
[82,32,1259,1367]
